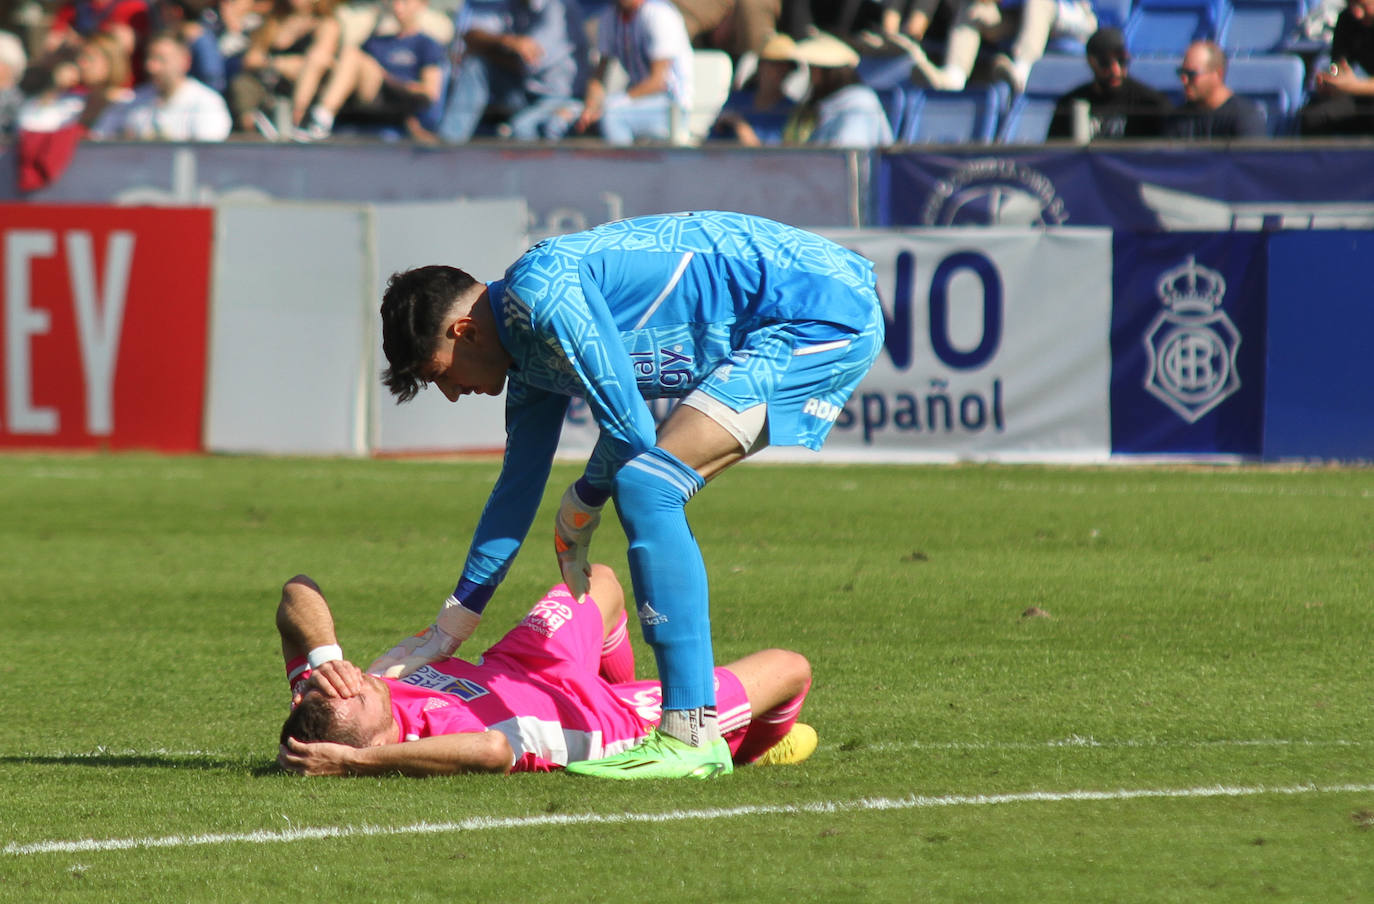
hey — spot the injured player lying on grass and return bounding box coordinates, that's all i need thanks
[276,564,817,777]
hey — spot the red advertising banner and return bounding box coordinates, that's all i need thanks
[0,205,212,451]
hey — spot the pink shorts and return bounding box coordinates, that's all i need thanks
[481,584,754,757]
[480,584,608,676]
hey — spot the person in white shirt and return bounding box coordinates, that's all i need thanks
[573,0,693,144]
[96,29,232,140]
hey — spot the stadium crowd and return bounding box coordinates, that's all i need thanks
[0,0,1367,148]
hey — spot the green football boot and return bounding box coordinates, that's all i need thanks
[565,730,733,780]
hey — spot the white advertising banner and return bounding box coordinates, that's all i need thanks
[204,199,528,456]
[205,216,1110,462]
[803,228,1114,462]
[205,203,373,455]
[554,228,1115,464]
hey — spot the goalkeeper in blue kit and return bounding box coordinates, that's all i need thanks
[370,210,884,779]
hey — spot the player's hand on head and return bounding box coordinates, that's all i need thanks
[308,659,364,698]
[555,481,603,602]
[278,737,354,777]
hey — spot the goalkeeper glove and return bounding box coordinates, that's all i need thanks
[366,596,482,678]
[555,480,604,602]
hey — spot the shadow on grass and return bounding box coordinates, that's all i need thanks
[0,753,280,773]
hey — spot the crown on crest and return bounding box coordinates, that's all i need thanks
[1156,255,1226,313]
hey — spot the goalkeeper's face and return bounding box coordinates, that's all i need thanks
[326,675,396,747]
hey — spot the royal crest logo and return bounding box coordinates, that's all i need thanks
[1142,256,1241,423]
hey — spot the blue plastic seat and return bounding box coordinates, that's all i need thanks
[875,85,908,138]
[998,94,1061,142]
[994,55,1094,143]
[1125,0,1223,56]
[1226,53,1307,133]
[857,54,917,90]
[1127,56,1187,103]
[900,84,1007,144]
[1024,54,1094,96]
[1093,0,1136,28]
[1218,0,1306,54]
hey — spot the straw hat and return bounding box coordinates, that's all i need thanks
[758,32,799,62]
[791,32,860,69]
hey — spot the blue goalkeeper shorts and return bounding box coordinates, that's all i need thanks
[686,303,885,452]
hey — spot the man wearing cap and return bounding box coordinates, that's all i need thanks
[1048,26,1171,139]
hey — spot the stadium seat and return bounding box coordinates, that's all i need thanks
[1226,53,1307,133]
[713,90,796,144]
[1024,54,1094,96]
[1218,0,1307,55]
[857,53,917,90]
[1093,0,1136,28]
[997,94,1061,142]
[1128,56,1187,103]
[1124,0,1223,56]
[873,85,908,139]
[995,56,1090,143]
[900,83,1007,144]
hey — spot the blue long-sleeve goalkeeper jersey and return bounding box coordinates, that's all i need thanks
[457,210,878,595]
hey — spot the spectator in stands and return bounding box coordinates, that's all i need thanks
[296,0,446,141]
[41,0,153,83]
[1048,26,1171,139]
[1299,0,1374,135]
[1164,40,1265,139]
[228,0,341,136]
[673,0,779,57]
[93,29,233,138]
[0,30,27,136]
[877,0,945,41]
[777,0,884,40]
[792,29,893,146]
[435,0,589,142]
[157,0,229,92]
[713,29,805,143]
[17,32,133,133]
[206,0,263,83]
[573,0,694,144]
[844,0,953,90]
[930,0,1098,92]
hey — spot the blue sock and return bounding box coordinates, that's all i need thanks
[613,446,714,711]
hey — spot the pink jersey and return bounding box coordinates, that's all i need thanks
[289,584,754,771]
[384,587,610,771]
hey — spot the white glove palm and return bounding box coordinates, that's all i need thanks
[555,482,603,601]
[366,598,481,678]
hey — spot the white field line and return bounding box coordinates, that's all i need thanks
[874,736,1371,753]
[992,478,1374,501]
[7,782,1374,858]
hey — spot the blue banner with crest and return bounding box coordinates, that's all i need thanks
[1108,232,1269,456]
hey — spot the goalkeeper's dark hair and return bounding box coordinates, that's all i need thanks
[280,692,370,748]
[379,265,479,402]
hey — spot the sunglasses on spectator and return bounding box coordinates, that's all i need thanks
[1093,52,1128,65]
[1176,67,1207,80]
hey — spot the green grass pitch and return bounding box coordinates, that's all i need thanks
[1,453,1371,902]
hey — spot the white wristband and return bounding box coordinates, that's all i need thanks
[307,644,343,669]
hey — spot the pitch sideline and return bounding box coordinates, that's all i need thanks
[7,782,1374,857]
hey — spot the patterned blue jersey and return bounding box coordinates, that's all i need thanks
[460,211,878,591]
